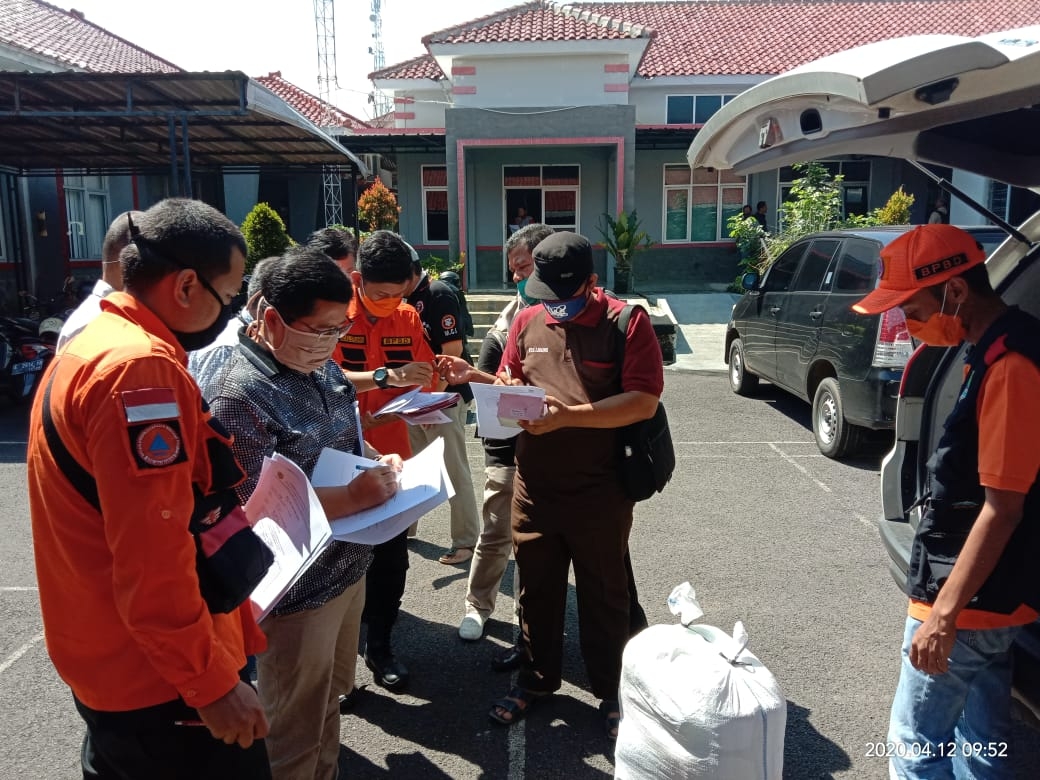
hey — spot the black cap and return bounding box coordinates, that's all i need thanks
[524,231,593,301]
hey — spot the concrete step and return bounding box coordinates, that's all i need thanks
[461,293,514,358]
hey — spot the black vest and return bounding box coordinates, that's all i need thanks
[908,306,1040,613]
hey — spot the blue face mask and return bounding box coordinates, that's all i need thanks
[516,278,537,305]
[543,291,589,322]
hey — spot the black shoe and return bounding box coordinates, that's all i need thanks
[491,644,524,673]
[338,686,361,714]
[364,652,410,691]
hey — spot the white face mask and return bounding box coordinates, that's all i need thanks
[259,298,346,374]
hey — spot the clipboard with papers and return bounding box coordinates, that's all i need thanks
[311,437,453,545]
[243,440,452,620]
[244,453,332,621]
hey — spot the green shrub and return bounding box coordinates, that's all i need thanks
[241,203,293,273]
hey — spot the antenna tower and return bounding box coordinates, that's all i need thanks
[369,0,392,118]
[314,0,343,226]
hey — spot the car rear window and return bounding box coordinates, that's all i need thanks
[830,238,878,294]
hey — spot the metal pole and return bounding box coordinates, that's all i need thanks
[167,116,178,195]
[180,116,192,197]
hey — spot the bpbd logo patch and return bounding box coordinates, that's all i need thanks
[130,421,187,469]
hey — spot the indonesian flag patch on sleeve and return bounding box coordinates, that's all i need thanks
[121,388,180,423]
[122,388,187,469]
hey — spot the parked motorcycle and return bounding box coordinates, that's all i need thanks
[0,316,55,403]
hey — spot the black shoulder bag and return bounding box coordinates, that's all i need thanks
[615,305,676,501]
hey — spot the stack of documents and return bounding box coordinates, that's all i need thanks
[244,439,452,620]
[470,383,546,439]
[374,387,460,425]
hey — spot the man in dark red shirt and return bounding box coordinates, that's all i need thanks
[489,231,664,739]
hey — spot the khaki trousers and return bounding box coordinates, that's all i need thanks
[464,464,515,618]
[408,399,480,548]
[257,576,366,780]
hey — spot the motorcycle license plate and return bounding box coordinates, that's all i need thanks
[11,358,44,375]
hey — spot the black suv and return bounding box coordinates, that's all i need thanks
[725,227,1003,458]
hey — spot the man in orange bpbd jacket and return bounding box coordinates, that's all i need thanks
[27,199,272,779]
[336,230,436,691]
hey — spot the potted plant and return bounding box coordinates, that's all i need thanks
[598,209,654,294]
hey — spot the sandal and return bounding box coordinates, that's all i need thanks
[599,700,621,740]
[439,546,474,565]
[488,685,550,726]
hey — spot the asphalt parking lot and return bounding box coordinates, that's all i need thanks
[1,371,1038,778]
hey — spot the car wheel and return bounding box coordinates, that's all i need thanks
[812,377,863,459]
[728,338,759,396]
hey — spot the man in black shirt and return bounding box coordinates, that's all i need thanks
[405,251,481,566]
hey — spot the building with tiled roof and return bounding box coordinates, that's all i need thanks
[254,72,371,132]
[357,0,1038,292]
[0,0,180,73]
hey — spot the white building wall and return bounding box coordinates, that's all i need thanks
[393,89,448,128]
[450,54,630,109]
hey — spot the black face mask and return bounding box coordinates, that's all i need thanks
[126,214,236,352]
[172,300,236,352]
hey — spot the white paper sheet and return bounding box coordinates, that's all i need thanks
[244,453,331,621]
[471,382,546,439]
[312,438,453,545]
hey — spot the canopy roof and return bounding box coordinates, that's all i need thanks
[0,71,367,175]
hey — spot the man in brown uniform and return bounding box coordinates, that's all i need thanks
[489,231,663,738]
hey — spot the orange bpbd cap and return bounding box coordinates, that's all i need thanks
[852,224,986,315]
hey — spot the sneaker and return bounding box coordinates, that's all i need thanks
[439,546,474,565]
[459,613,485,641]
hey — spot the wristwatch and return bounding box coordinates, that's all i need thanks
[373,366,390,389]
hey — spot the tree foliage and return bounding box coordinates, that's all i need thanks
[357,180,400,231]
[241,203,293,273]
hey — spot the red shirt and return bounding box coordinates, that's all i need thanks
[27,293,265,712]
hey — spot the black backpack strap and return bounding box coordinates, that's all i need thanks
[615,303,642,366]
[41,368,100,511]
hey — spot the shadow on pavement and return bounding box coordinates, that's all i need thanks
[783,701,852,779]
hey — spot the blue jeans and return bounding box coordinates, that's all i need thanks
[888,615,1020,779]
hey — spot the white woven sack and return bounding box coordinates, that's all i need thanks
[614,622,785,780]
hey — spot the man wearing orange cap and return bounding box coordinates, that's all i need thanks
[853,224,1040,778]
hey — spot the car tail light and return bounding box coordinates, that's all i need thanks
[872,308,913,367]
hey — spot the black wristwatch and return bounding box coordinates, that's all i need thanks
[373,366,390,389]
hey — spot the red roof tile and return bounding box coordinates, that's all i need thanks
[369,53,445,82]
[580,0,1040,77]
[254,72,371,131]
[0,0,180,73]
[375,0,1038,81]
[423,1,650,45]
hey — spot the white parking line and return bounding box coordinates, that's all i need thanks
[0,587,38,591]
[0,632,44,676]
[768,442,832,493]
[507,574,525,779]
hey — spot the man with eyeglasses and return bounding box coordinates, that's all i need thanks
[28,198,273,777]
[205,245,404,778]
[335,230,436,692]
